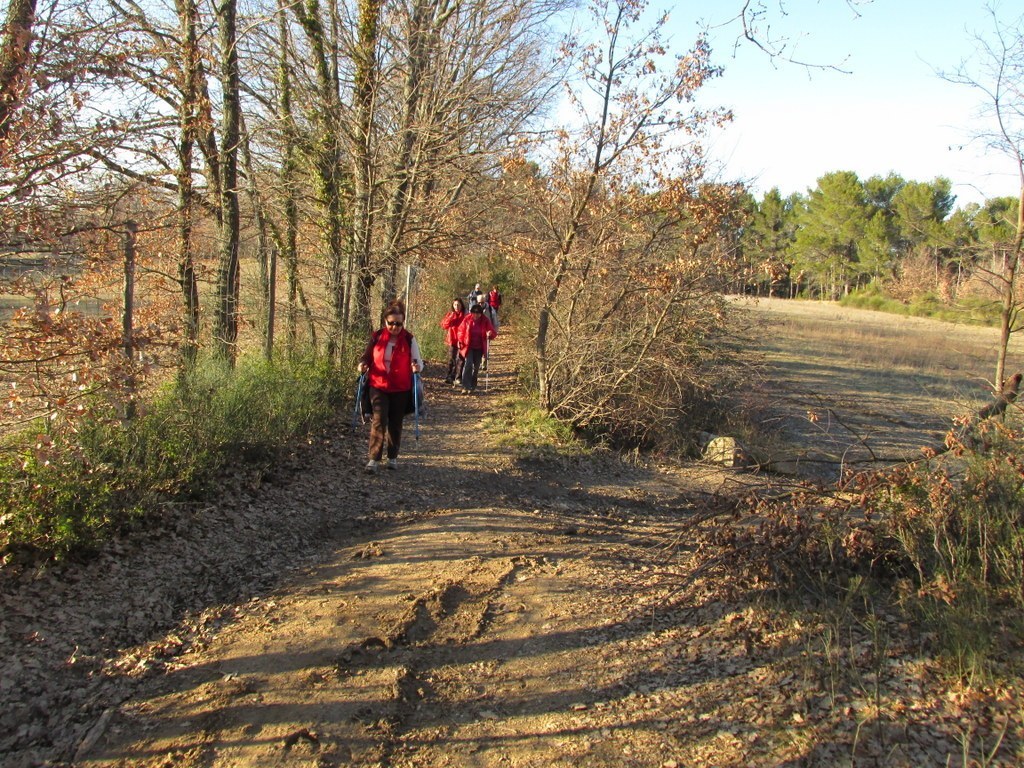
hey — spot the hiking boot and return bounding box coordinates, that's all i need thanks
[365,460,379,474]
[387,458,398,470]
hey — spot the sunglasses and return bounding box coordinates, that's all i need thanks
[386,320,403,327]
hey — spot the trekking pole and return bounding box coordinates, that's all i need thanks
[352,372,366,429]
[412,371,421,440]
[484,336,490,391]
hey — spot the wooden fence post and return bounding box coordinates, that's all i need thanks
[123,220,137,360]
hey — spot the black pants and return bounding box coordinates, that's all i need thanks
[445,344,461,383]
[368,387,410,461]
[461,348,483,390]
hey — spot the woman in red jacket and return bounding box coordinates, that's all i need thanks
[358,300,424,473]
[457,302,496,394]
[440,297,466,385]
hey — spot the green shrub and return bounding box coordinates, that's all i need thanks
[954,295,1002,325]
[485,396,583,460]
[0,353,347,562]
[858,422,1024,677]
[0,444,130,557]
[906,291,943,316]
[841,285,1002,327]
[873,423,1024,606]
[690,420,1024,680]
[176,354,344,459]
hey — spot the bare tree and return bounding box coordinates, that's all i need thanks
[506,0,737,431]
[274,0,304,354]
[346,0,381,340]
[942,3,1024,391]
[342,0,565,318]
[0,0,156,246]
[289,0,349,359]
[175,0,202,370]
[213,0,241,363]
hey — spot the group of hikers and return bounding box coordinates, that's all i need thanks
[356,283,502,474]
[441,283,501,394]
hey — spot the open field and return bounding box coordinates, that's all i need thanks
[732,297,1024,480]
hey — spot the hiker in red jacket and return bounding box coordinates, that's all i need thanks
[485,285,502,333]
[440,297,466,385]
[358,300,424,473]
[488,285,502,312]
[456,302,496,394]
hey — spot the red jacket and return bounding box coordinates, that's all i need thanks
[488,289,502,309]
[457,313,496,354]
[361,329,414,392]
[440,310,464,346]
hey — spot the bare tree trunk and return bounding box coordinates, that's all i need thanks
[350,0,381,337]
[265,244,277,360]
[291,0,346,360]
[214,0,241,364]
[0,0,36,145]
[122,220,138,419]
[995,180,1024,390]
[536,253,569,412]
[122,221,137,360]
[176,0,201,372]
[238,113,275,358]
[276,0,300,357]
[324,189,346,362]
[978,372,1021,420]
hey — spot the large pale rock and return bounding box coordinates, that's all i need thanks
[700,433,749,467]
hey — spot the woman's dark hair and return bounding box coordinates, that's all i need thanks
[382,299,406,323]
[452,297,466,311]
[470,303,483,313]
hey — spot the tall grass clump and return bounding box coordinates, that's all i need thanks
[687,419,1024,682]
[177,354,345,462]
[485,396,584,461]
[863,421,1024,678]
[0,354,347,562]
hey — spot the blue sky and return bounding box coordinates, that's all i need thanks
[670,0,1022,208]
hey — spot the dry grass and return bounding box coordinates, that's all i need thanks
[745,297,1013,380]
[729,297,1024,479]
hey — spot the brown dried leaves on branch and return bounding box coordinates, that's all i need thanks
[0,244,180,446]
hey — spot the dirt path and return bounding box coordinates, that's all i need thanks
[0,336,736,768]
[71,340,758,768]
[5,324,1021,767]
